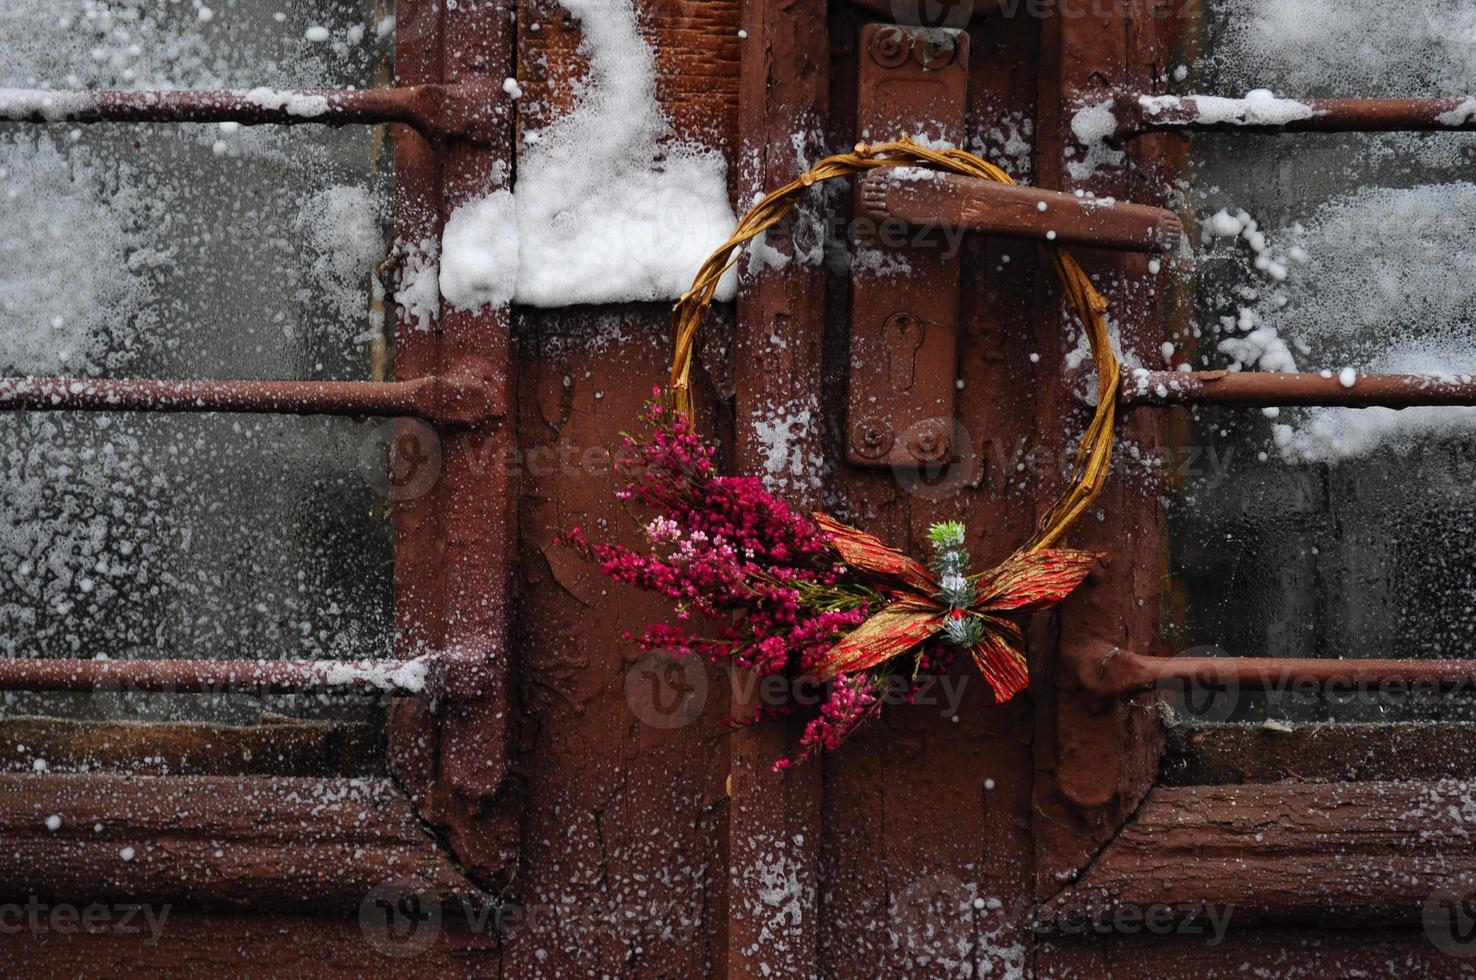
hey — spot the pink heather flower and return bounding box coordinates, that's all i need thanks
[645,516,681,543]
[774,674,882,771]
[568,391,920,766]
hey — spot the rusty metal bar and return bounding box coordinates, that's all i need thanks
[0,657,427,696]
[1115,92,1476,139]
[1122,369,1476,409]
[0,648,489,699]
[0,374,501,425]
[0,81,503,142]
[725,0,829,973]
[424,0,518,812]
[860,169,1182,252]
[1069,645,1476,699]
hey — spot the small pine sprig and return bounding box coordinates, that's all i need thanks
[927,521,973,605]
[928,521,985,647]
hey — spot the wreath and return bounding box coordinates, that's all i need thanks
[565,139,1118,768]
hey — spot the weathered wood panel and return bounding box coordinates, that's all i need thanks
[516,0,742,150]
[1164,721,1476,785]
[0,717,381,777]
[387,0,522,892]
[1043,780,1476,925]
[0,775,477,912]
[1030,0,1173,898]
[815,7,1044,978]
[0,911,498,978]
[1040,927,1476,979]
[722,0,831,976]
[506,308,735,978]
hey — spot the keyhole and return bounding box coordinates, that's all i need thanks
[885,313,925,392]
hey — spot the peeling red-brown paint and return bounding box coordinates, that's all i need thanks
[2,1,1472,974]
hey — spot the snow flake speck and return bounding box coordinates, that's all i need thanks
[750,396,824,494]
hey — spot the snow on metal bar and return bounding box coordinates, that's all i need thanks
[0,80,504,141]
[1122,369,1476,409]
[0,656,432,696]
[1115,92,1476,138]
[0,375,500,424]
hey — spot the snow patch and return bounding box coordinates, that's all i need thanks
[1202,184,1476,462]
[244,86,330,118]
[0,88,90,120]
[440,191,519,310]
[750,395,823,493]
[317,656,429,694]
[0,135,166,375]
[441,0,737,310]
[395,238,442,330]
[1438,97,1476,126]
[295,184,385,329]
[1140,89,1318,127]
[1205,0,1476,97]
[1067,99,1125,180]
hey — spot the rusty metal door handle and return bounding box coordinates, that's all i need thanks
[859,170,1184,253]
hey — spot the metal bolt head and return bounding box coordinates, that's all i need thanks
[914,31,959,70]
[868,27,912,68]
[851,420,894,460]
[907,422,952,463]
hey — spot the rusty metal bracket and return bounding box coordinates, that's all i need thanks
[424,643,497,702]
[1058,640,1476,700]
[1121,368,1476,408]
[847,23,969,468]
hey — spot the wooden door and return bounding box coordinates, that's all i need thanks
[6,1,1476,977]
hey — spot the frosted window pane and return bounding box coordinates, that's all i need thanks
[0,1,399,725]
[1164,2,1476,722]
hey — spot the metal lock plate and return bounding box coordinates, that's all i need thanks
[846,23,969,468]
